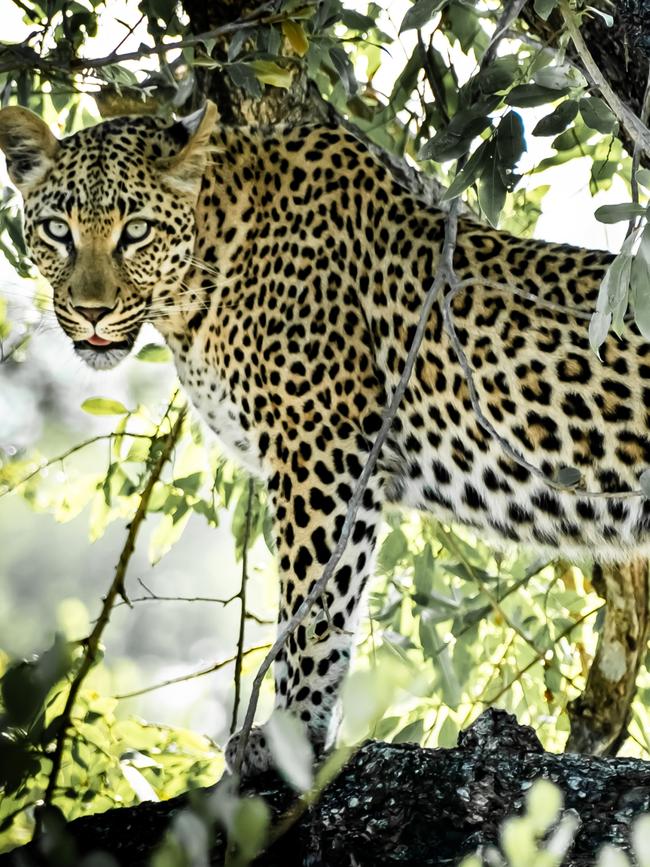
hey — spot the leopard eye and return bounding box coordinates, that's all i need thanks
[42,218,71,243]
[122,219,152,244]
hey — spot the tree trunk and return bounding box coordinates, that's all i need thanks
[2,710,650,866]
[567,559,650,755]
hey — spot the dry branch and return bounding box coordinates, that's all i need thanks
[39,404,187,817]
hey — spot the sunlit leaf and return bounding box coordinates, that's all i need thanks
[282,20,309,56]
[135,343,172,363]
[248,60,293,90]
[81,397,129,416]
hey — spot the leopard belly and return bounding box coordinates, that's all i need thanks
[384,420,650,563]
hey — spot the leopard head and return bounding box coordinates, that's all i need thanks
[0,101,218,369]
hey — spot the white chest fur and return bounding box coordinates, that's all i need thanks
[174,347,263,477]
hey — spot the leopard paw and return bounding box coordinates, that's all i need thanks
[225,726,272,777]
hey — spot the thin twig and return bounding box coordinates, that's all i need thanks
[628,70,650,236]
[438,527,541,654]
[560,0,650,158]
[485,605,602,704]
[114,643,270,700]
[0,432,152,498]
[480,0,530,70]
[114,584,273,625]
[232,199,462,775]
[0,3,315,77]
[110,12,146,57]
[39,403,186,825]
[231,477,255,734]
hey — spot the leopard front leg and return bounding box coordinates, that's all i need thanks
[226,447,381,776]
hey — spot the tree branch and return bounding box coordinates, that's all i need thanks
[114,643,270,700]
[38,402,187,823]
[560,0,650,157]
[6,710,650,867]
[231,477,255,734]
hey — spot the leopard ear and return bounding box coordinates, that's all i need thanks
[158,101,219,198]
[0,106,59,192]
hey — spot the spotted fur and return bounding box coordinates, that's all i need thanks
[1,101,648,775]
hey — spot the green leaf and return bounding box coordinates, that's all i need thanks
[533,65,586,90]
[81,397,129,416]
[231,797,270,863]
[478,143,508,227]
[328,44,357,96]
[579,96,618,135]
[378,528,409,573]
[266,711,314,791]
[447,1,485,53]
[590,230,638,353]
[437,714,459,748]
[282,20,309,56]
[551,118,594,152]
[637,169,650,190]
[419,104,495,161]
[532,99,579,136]
[136,343,172,363]
[173,472,202,495]
[392,718,424,744]
[149,0,176,22]
[413,544,437,595]
[227,63,262,98]
[534,0,557,19]
[506,84,569,108]
[340,9,376,31]
[477,56,519,94]
[248,60,293,90]
[588,309,612,357]
[399,0,446,33]
[442,140,490,201]
[496,111,526,166]
[631,224,650,339]
[594,203,647,224]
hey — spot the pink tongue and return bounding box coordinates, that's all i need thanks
[87,335,112,347]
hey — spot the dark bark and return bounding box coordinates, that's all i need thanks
[2,710,650,867]
[522,2,649,124]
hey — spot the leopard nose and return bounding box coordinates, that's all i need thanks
[74,305,113,325]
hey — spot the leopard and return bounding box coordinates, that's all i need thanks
[1,99,649,777]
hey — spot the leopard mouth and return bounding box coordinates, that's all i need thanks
[73,331,138,370]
